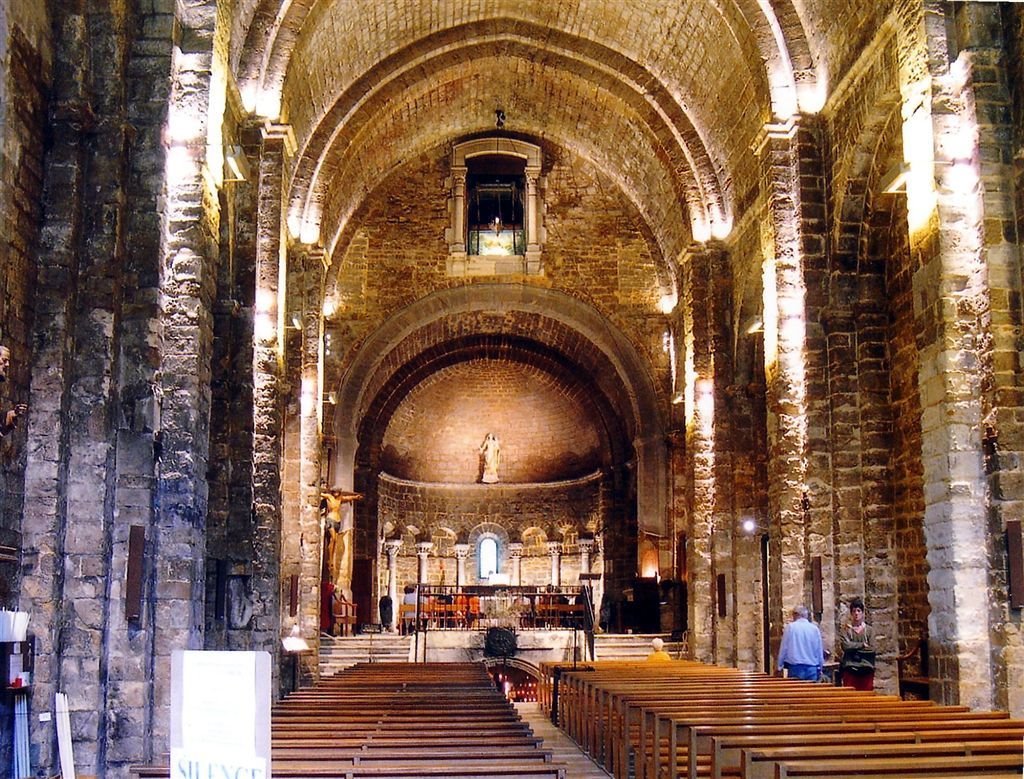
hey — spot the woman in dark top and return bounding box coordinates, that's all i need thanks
[839,598,876,690]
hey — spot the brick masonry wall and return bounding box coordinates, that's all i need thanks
[326,141,667,394]
[0,23,47,596]
[0,16,48,773]
[380,359,603,483]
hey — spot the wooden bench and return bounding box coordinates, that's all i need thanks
[550,659,1024,779]
[137,661,567,779]
[711,723,1024,778]
[772,752,1023,778]
[743,739,1024,779]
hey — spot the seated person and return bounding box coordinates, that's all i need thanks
[400,585,418,634]
[647,637,672,662]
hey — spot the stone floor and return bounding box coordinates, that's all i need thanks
[515,701,613,778]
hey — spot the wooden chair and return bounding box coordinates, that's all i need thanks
[897,631,930,699]
[332,594,357,636]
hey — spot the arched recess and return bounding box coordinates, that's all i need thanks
[332,284,666,528]
[330,285,666,613]
[823,92,919,693]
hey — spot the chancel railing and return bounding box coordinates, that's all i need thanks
[404,585,587,632]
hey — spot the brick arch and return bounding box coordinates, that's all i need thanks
[372,343,614,481]
[234,0,813,131]
[314,75,685,284]
[332,284,667,531]
[286,30,732,260]
[355,335,632,469]
[828,38,902,272]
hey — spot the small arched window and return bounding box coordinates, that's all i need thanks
[479,537,498,579]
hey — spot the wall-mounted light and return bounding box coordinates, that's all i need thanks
[741,518,758,534]
[880,163,910,194]
[744,315,764,334]
[223,145,250,183]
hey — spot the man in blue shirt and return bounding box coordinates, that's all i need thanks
[777,605,824,681]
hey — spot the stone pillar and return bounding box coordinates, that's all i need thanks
[958,3,1024,717]
[524,169,542,273]
[146,4,225,755]
[897,1,996,710]
[509,543,524,586]
[451,170,466,253]
[547,541,562,587]
[297,249,325,670]
[680,242,735,663]
[753,117,825,658]
[578,537,595,575]
[385,539,403,631]
[454,543,470,587]
[252,123,291,688]
[416,541,434,584]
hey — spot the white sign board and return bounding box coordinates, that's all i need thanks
[170,651,272,779]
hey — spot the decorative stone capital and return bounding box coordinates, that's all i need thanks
[546,541,562,555]
[453,543,471,558]
[415,541,434,556]
[507,542,524,558]
[577,538,596,552]
[384,539,403,556]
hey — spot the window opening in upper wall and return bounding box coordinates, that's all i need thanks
[467,155,526,256]
[447,137,544,276]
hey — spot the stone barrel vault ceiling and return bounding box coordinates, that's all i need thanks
[229,0,896,271]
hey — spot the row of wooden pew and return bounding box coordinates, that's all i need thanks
[136,662,567,779]
[539,660,1024,779]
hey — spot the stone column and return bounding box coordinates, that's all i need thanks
[509,543,524,586]
[525,168,542,274]
[454,543,471,587]
[753,116,830,657]
[547,541,562,587]
[252,124,290,687]
[897,1,997,710]
[384,539,403,631]
[416,541,434,584]
[578,537,595,575]
[297,249,325,669]
[451,170,466,253]
[680,242,735,663]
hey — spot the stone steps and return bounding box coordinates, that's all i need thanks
[593,632,685,660]
[319,633,412,676]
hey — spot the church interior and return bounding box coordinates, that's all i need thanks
[1,0,1024,776]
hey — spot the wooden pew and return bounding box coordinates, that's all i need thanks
[743,739,1024,779]
[711,723,1024,778]
[551,659,1024,779]
[136,662,567,779]
[772,753,1023,778]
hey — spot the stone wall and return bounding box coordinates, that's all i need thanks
[324,141,669,417]
[0,10,49,772]
[377,473,606,593]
